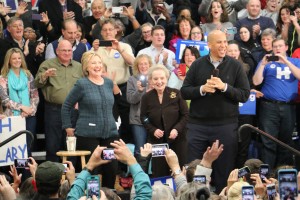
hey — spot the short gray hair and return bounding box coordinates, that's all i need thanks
[261,28,276,39]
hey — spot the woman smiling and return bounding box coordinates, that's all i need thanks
[140,65,188,177]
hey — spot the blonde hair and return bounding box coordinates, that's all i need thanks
[148,65,170,81]
[132,54,153,76]
[1,48,30,77]
[81,51,102,77]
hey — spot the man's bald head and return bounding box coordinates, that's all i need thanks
[56,40,73,64]
[207,30,226,43]
[207,30,228,61]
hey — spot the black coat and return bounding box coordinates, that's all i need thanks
[38,0,83,43]
[0,36,44,77]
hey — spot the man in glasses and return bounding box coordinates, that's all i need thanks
[35,39,83,162]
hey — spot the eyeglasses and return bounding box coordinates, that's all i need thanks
[191,32,201,35]
[142,30,151,34]
[24,29,35,33]
[101,28,115,32]
[10,24,24,29]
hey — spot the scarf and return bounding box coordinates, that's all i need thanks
[8,69,30,116]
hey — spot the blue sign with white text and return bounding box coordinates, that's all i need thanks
[239,92,256,115]
[175,40,209,63]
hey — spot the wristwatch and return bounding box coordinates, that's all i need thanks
[83,166,93,174]
[171,169,182,177]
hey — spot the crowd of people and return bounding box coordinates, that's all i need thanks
[0,0,299,199]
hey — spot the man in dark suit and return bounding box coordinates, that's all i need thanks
[38,0,83,43]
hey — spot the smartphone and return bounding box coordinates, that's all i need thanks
[158,3,164,7]
[152,143,169,157]
[212,68,219,77]
[179,63,186,76]
[63,163,69,174]
[238,166,251,178]
[193,175,206,184]
[267,55,279,62]
[278,169,298,200]
[139,75,147,87]
[99,40,112,47]
[32,14,42,20]
[259,164,269,181]
[227,27,237,34]
[14,158,30,168]
[87,175,100,198]
[112,6,123,14]
[101,148,116,160]
[242,185,254,200]
[266,184,276,200]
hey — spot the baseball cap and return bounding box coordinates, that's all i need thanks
[35,161,65,187]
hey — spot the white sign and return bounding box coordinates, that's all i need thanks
[0,116,27,166]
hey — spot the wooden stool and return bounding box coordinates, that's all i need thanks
[56,151,91,169]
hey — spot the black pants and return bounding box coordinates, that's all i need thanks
[76,135,119,189]
[114,83,132,144]
[187,122,238,193]
[236,115,253,168]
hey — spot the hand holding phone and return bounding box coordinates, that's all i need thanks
[193,175,206,184]
[101,148,116,160]
[139,75,147,87]
[178,63,186,76]
[242,185,254,200]
[32,14,43,20]
[152,143,169,157]
[99,40,113,47]
[259,164,269,181]
[278,169,298,200]
[266,55,279,62]
[267,184,276,200]
[63,163,69,174]
[87,175,100,198]
[14,158,31,168]
[238,166,251,178]
[112,7,123,14]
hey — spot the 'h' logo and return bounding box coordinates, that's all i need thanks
[276,67,291,79]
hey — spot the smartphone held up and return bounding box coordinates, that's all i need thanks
[87,175,100,198]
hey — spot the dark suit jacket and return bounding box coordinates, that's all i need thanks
[0,36,44,76]
[38,0,83,43]
[140,87,188,144]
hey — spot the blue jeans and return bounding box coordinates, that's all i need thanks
[131,124,147,155]
[44,103,65,162]
[259,101,295,168]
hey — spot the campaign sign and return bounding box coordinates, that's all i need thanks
[0,116,27,166]
[175,40,209,63]
[150,176,176,191]
[4,0,40,12]
[239,92,256,115]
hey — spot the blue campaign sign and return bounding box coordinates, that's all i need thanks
[175,40,209,63]
[0,116,27,166]
[239,92,256,115]
[150,176,176,191]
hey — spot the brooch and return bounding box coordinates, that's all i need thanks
[170,92,177,98]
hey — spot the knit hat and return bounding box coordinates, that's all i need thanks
[35,161,64,187]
